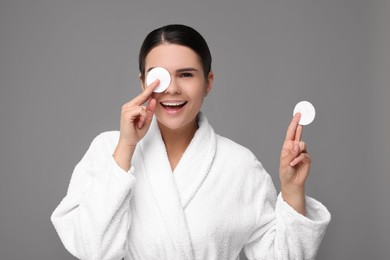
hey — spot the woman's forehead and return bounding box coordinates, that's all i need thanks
[145,44,202,71]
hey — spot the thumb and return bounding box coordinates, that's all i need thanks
[144,98,157,127]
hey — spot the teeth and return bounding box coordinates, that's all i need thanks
[161,101,186,107]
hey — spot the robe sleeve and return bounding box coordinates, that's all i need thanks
[51,132,136,260]
[243,161,331,260]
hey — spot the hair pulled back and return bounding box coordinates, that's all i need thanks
[139,24,212,80]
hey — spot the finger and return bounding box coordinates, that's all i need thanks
[295,124,303,142]
[285,112,301,142]
[128,79,160,107]
[124,106,145,122]
[280,141,300,164]
[145,98,157,123]
[138,99,157,129]
[290,153,304,167]
[298,141,306,153]
[137,107,147,129]
[290,152,311,167]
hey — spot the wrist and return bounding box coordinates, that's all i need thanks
[281,186,306,215]
[117,140,137,151]
[281,183,305,197]
[113,142,136,172]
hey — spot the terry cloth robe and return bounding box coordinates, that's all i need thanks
[51,112,331,260]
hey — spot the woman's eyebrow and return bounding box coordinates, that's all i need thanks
[146,67,198,73]
[176,67,198,73]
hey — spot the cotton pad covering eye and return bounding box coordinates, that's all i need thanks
[293,101,316,125]
[146,67,171,93]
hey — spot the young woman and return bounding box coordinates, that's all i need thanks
[51,24,331,260]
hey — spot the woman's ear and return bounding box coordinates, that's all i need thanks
[205,71,214,97]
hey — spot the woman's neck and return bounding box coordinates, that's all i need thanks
[158,119,198,171]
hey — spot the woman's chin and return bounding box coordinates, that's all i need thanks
[156,115,197,133]
[157,118,185,131]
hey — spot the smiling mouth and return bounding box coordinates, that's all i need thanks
[160,101,188,110]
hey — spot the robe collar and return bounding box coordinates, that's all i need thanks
[139,112,217,260]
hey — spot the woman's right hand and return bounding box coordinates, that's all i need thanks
[118,79,159,147]
[113,80,159,171]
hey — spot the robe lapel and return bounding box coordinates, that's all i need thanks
[139,112,216,260]
[172,112,217,209]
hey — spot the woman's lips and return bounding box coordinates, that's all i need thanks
[160,101,188,114]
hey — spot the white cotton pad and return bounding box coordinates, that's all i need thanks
[293,101,316,125]
[146,67,171,93]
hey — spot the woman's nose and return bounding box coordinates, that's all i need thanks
[164,77,180,94]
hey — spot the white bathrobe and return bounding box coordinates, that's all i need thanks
[51,112,331,260]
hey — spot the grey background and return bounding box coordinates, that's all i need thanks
[0,0,389,259]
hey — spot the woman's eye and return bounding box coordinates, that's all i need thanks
[179,73,193,78]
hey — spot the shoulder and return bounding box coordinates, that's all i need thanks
[92,130,120,143]
[88,130,120,154]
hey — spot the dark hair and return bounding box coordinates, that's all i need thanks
[138,24,212,80]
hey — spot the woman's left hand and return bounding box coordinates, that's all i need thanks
[279,113,311,215]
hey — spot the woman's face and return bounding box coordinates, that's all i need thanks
[141,43,213,131]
